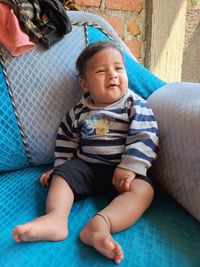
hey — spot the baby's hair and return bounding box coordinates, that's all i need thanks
[76,41,124,78]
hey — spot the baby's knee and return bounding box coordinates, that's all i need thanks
[130,178,154,198]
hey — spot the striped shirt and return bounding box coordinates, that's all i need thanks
[54,89,159,176]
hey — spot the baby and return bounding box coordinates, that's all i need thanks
[13,41,158,264]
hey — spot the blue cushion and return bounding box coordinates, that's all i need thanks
[0,64,29,171]
[0,166,200,267]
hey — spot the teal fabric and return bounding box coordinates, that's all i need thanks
[124,53,165,99]
[0,166,200,267]
[87,26,166,100]
[0,63,29,172]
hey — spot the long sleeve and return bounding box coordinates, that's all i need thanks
[118,96,159,176]
[54,106,81,167]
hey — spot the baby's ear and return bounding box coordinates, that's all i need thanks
[79,78,88,93]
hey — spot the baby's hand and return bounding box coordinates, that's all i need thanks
[40,169,54,187]
[112,167,136,192]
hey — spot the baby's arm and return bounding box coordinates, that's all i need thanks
[119,96,159,176]
[40,169,54,186]
[40,106,82,186]
[54,107,81,167]
[112,167,136,192]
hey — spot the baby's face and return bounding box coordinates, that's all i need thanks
[80,47,128,107]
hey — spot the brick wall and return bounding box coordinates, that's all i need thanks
[77,0,145,64]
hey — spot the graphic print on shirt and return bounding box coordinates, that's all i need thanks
[81,114,113,137]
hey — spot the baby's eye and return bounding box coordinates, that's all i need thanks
[115,66,124,71]
[96,69,105,73]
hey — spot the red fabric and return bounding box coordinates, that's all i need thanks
[0,3,35,56]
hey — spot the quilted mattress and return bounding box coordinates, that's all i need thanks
[0,166,200,267]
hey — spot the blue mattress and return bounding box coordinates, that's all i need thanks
[0,166,199,267]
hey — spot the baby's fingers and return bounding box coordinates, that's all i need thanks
[118,177,133,192]
[123,178,132,191]
[117,179,126,192]
[40,173,49,186]
[40,170,53,186]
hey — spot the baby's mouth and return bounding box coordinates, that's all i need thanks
[107,83,118,88]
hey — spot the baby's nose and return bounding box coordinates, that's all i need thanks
[108,69,117,79]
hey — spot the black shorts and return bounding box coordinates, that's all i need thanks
[51,158,154,200]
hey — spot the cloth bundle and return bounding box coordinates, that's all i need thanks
[0,3,35,56]
[35,0,72,47]
[0,0,76,49]
[61,0,78,11]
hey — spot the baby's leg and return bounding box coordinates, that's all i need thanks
[80,213,123,264]
[13,175,74,242]
[80,179,154,264]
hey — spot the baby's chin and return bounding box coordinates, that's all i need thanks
[94,95,126,107]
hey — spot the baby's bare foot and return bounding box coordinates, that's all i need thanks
[13,213,68,242]
[79,215,124,264]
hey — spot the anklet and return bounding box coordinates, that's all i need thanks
[95,213,111,232]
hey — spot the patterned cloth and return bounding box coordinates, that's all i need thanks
[61,0,78,11]
[0,0,72,48]
[0,3,35,56]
